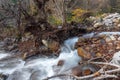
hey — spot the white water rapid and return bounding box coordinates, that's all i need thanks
[0,37,81,80]
[0,32,120,80]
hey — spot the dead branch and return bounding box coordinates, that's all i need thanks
[105,68,120,74]
[43,61,120,80]
[93,74,118,80]
[90,62,120,68]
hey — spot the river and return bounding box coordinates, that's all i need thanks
[0,32,120,80]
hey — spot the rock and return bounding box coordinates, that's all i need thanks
[118,37,120,40]
[42,39,60,53]
[0,74,7,80]
[77,47,91,59]
[91,13,120,30]
[78,37,85,42]
[82,68,91,76]
[58,26,62,29]
[93,22,103,28]
[81,64,99,76]
[113,19,119,23]
[72,64,99,76]
[57,60,64,66]
[103,19,113,26]
[101,13,108,18]
[71,66,82,76]
[96,52,102,57]
[117,24,120,27]
[103,13,120,27]
[89,16,96,21]
[105,37,112,42]
[109,35,116,41]
[116,43,120,50]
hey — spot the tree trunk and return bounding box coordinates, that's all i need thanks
[33,0,49,21]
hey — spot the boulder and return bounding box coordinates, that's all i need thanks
[81,64,100,76]
[42,39,60,53]
[0,74,7,80]
[71,66,82,76]
[77,47,91,60]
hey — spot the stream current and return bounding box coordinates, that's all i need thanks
[0,37,80,80]
[0,32,120,80]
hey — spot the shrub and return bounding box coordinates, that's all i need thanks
[72,8,87,23]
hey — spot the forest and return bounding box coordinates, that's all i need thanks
[0,0,120,80]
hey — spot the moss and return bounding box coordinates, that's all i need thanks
[48,16,62,26]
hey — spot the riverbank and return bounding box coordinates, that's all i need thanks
[0,13,120,80]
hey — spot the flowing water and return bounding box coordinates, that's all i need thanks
[0,37,81,80]
[0,32,120,80]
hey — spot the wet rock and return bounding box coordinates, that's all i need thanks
[71,66,82,76]
[0,74,8,80]
[71,64,99,76]
[81,64,99,76]
[77,47,91,59]
[42,39,60,53]
[57,60,64,66]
